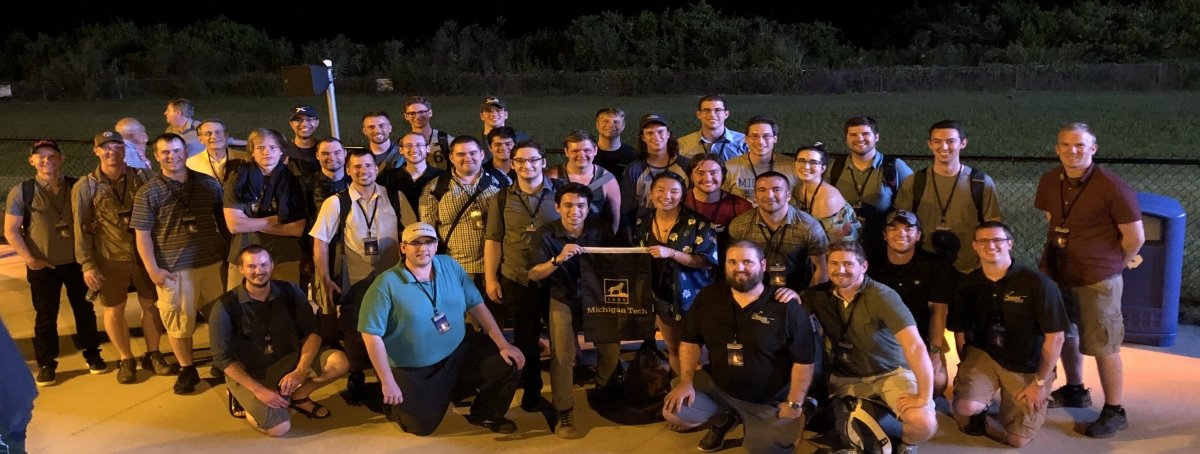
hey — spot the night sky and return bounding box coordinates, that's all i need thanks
[7,0,938,48]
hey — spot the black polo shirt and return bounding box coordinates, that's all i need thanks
[681,283,816,404]
[209,281,316,379]
[868,248,954,342]
[528,219,616,306]
[949,263,1069,373]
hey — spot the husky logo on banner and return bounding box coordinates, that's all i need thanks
[605,279,630,303]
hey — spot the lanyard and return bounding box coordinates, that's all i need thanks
[35,179,68,222]
[207,152,224,181]
[756,213,790,261]
[847,164,876,202]
[165,176,194,211]
[518,185,549,221]
[801,183,822,215]
[100,170,131,208]
[405,263,439,313]
[729,292,757,343]
[749,156,776,179]
[355,191,380,236]
[930,168,961,224]
[651,212,678,244]
[835,288,863,345]
[1057,169,1094,226]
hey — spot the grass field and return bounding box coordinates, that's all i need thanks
[1,91,1199,159]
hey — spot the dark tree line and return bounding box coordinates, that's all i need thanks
[2,1,1198,99]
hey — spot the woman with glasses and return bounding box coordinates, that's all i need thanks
[632,172,718,376]
[546,130,621,233]
[793,143,861,244]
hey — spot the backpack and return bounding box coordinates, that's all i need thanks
[834,395,902,454]
[910,166,988,225]
[20,176,78,236]
[828,154,899,200]
[621,339,670,406]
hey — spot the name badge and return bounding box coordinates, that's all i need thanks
[55,220,72,238]
[249,201,260,215]
[990,323,1006,347]
[118,209,133,230]
[835,340,855,364]
[432,311,451,335]
[181,215,199,234]
[363,236,379,256]
[469,208,485,230]
[726,342,744,367]
[1051,226,1070,249]
[769,263,787,287]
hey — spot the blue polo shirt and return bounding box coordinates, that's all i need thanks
[358,255,483,368]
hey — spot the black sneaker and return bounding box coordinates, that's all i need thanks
[116,359,137,384]
[142,351,179,376]
[344,371,366,402]
[174,366,201,395]
[466,414,517,434]
[1048,384,1092,408]
[35,366,56,386]
[963,410,987,436]
[210,365,225,379]
[520,391,542,412]
[698,413,738,452]
[1085,405,1129,438]
[86,356,109,374]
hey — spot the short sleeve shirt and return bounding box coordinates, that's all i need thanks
[722,153,797,202]
[309,185,402,283]
[418,171,504,274]
[485,179,562,285]
[6,176,77,266]
[949,263,1069,373]
[868,249,955,342]
[895,165,1002,273]
[223,164,307,264]
[209,281,316,379]
[727,207,829,290]
[358,256,483,368]
[804,278,916,377]
[130,171,225,271]
[1033,165,1141,286]
[677,129,748,163]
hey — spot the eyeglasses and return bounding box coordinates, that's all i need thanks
[796,159,824,167]
[512,157,544,166]
[698,108,727,115]
[973,238,1011,246]
[405,239,438,247]
[404,110,430,118]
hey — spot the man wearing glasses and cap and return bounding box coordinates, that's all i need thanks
[360,222,524,436]
[867,210,955,399]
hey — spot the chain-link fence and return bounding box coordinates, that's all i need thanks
[2,140,1197,300]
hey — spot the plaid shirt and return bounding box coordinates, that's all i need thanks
[419,170,503,273]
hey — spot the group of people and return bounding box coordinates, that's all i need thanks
[2,94,1144,453]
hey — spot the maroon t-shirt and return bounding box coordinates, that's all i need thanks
[1034,165,1140,286]
[683,190,754,233]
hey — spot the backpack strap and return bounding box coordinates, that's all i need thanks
[828,154,847,186]
[880,154,899,194]
[20,179,34,234]
[969,167,987,225]
[911,168,928,213]
[325,190,352,285]
[436,131,451,164]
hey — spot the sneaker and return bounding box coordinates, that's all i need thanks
[174,365,201,395]
[344,371,366,402]
[554,407,581,439]
[35,366,56,386]
[1085,405,1129,438]
[86,356,109,374]
[116,359,137,384]
[1048,384,1092,408]
[141,351,179,376]
[210,365,225,379]
[698,413,738,452]
[520,391,542,412]
[896,443,918,454]
[466,414,517,434]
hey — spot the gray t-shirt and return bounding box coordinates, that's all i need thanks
[895,164,1001,273]
[6,177,77,266]
[484,180,561,285]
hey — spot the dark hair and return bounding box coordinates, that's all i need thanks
[843,116,878,135]
[745,115,778,136]
[689,152,727,184]
[564,129,596,148]
[754,170,792,191]
[651,171,687,190]
[317,137,344,148]
[726,239,765,262]
[513,140,545,158]
[486,126,517,144]
[975,220,1015,242]
[361,111,391,122]
[794,142,828,163]
[555,181,593,205]
[635,126,679,160]
[237,244,272,265]
[153,133,186,152]
[449,135,485,152]
[929,120,966,139]
[697,94,727,109]
[828,239,868,263]
[404,95,432,109]
[346,148,374,163]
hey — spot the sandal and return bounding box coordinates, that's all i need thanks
[227,389,246,419]
[667,422,703,433]
[289,396,332,419]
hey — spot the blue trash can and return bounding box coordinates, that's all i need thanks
[1121,193,1185,347]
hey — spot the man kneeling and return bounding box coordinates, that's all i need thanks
[663,240,817,453]
[210,245,349,436]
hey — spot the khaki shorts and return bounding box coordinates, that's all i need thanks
[94,255,157,308]
[226,348,342,430]
[227,261,301,291]
[156,262,224,338]
[953,348,1055,440]
[831,367,936,419]
[1062,274,1124,356]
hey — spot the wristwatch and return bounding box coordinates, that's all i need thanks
[783,401,803,410]
[1035,377,1047,387]
[550,256,560,266]
[929,345,943,354]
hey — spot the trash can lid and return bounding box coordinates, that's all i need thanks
[1136,192,1184,218]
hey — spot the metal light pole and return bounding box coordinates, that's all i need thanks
[323,59,340,139]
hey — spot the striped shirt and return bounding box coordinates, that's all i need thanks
[131,170,225,271]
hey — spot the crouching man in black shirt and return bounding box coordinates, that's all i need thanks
[663,240,817,453]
